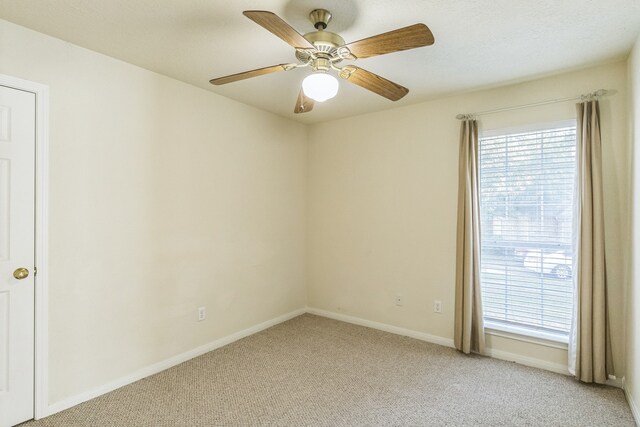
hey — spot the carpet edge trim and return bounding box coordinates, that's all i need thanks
[305,307,455,348]
[307,307,574,378]
[484,348,569,376]
[45,307,307,417]
[626,387,640,426]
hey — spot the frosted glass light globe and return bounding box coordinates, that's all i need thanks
[302,73,339,102]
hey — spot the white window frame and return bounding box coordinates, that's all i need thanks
[479,119,577,345]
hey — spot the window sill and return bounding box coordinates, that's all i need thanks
[484,321,569,350]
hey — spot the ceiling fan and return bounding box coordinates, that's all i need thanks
[209,9,435,114]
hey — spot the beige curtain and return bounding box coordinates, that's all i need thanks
[454,119,485,354]
[569,100,612,384]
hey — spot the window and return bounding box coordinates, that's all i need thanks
[479,121,576,340]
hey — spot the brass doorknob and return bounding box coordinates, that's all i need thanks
[13,268,29,280]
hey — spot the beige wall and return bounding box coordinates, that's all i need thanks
[627,33,640,419]
[0,16,636,413]
[0,20,307,404]
[307,61,630,376]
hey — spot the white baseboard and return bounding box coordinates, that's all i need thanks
[606,375,625,389]
[626,387,640,426]
[306,307,455,348]
[307,307,578,379]
[45,308,306,417]
[484,348,570,376]
[485,350,625,388]
[44,306,625,419]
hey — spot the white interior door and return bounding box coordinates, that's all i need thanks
[0,85,36,427]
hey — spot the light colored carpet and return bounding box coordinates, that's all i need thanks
[22,314,635,426]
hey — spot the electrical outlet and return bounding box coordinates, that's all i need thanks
[395,294,404,306]
[434,300,442,313]
[198,306,206,321]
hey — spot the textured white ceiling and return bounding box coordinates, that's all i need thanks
[1,0,639,124]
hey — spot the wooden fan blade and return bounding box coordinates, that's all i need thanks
[210,64,289,85]
[243,10,315,49]
[339,66,408,101]
[294,89,314,114]
[340,24,434,59]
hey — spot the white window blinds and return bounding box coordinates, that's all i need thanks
[479,123,576,337]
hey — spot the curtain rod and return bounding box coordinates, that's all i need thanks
[456,89,608,120]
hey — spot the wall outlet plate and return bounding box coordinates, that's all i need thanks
[198,306,206,321]
[395,294,404,306]
[434,300,442,313]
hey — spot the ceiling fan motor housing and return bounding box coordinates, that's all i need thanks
[296,30,346,64]
[309,9,332,30]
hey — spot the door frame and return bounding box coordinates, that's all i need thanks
[0,74,50,420]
